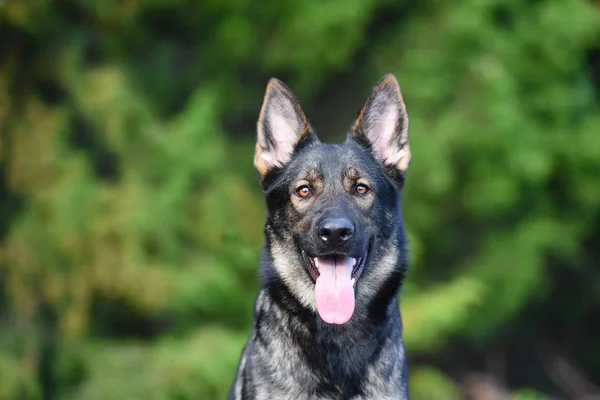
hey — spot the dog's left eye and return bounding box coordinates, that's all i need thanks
[354,184,370,196]
[295,185,313,198]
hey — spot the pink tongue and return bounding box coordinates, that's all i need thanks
[314,257,356,324]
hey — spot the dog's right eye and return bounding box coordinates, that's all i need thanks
[295,185,313,198]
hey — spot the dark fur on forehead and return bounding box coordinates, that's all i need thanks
[264,140,400,195]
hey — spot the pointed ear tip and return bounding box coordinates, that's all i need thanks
[264,78,296,102]
[380,73,400,87]
[266,77,289,91]
[265,78,279,92]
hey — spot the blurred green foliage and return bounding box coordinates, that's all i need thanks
[1,0,600,399]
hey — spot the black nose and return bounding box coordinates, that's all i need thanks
[317,218,354,245]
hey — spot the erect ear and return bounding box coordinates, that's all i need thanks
[254,78,314,178]
[349,74,410,178]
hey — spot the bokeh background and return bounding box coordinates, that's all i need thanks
[1,1,600,399]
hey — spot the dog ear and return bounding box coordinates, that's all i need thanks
[255,78,314,178]
[349,74,410,178]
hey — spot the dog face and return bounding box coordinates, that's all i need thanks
[255,75,410,325]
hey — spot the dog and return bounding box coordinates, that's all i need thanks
[227,74,411,400]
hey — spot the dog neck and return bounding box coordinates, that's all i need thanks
[247,284,405,396]
[258,278,403,344]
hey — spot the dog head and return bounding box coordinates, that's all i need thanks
[255,75,410,325]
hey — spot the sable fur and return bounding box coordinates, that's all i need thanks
[228,74,411,400]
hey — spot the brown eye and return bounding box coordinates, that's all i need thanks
[295,185,313,198]
[355,184,370,196]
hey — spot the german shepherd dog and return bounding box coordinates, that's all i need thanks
[227,74,411,400]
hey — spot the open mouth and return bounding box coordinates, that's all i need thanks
[301,251,367,325]
[302,252,367,286]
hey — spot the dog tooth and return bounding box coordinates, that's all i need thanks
[351,278,356,287]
